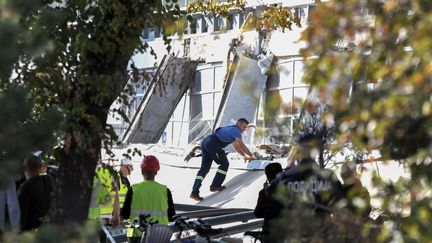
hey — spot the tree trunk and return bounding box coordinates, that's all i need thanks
[50,90,110,223]
[50,138,100,224]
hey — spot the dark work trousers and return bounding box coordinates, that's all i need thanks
[192,134,230,194]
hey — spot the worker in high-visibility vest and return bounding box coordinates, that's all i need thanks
[104,157,133,227]
[121,155,176,242]
[88,163,121,243]
[116,157,133,207]
[88,164,121,225]
[99,157,133,215]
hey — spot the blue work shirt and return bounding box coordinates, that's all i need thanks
[214,124,242,144]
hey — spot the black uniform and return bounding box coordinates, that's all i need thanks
[254,183,270,219]
[18,174,55,231]
[263,158,344,242]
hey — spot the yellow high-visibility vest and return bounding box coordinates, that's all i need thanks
[88,167,113,218]
[127,180,168,237]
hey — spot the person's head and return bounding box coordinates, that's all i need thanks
[296,133,320,160]
[265,163,283,183]
[140,155,160,180]
[23,155,43,179]
[119,157,134,176]
[236,118,250,133]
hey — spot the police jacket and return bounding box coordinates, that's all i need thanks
[263,158,344,237]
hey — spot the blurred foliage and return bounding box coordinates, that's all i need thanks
[187,0,300,32]
[0,86,62,185]
[0,1,63,185]
[270,205,383,243]
[260,5,301,32]
[294,0,432,242]
[1,220,99,243]
[294,105,336,167]
[187,0,246,17]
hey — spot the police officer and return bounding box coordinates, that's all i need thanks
[254,162,283,219]
[264,133,344,242]
[253,163,283,242]
[121,155,175,243]
[190,118,256,201]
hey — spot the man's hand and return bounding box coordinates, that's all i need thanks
[111,214,120,227]
[111,190,121,227]
[243,155,256,163]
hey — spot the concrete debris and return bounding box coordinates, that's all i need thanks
[123,55,200,144]
[184,144,202,163]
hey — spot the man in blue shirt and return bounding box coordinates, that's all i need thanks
[190,118,256,201]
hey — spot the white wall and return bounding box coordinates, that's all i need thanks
[123,2,316,147]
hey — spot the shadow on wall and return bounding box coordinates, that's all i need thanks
[196,171,263,207]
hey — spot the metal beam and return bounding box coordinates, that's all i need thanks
[201,211,256,226]
[176,208,253,219]
[211,220,263,239]
[175,203,215,211]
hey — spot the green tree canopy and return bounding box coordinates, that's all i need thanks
[1,0,184,224]
[0,1,63,186]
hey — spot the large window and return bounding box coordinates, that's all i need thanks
[188,63,224,143]
[161,62,224,146]
[264,58,308,144]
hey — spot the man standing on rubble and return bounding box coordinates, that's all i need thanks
[190,118,256,201]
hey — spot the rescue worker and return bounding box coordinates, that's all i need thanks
[87,161,122,243]
[88,160,122,243]
[121,155,175,243]
[264,133,344,242]
[100,157,133,220]
[190,118,256,201]
[118,157,133,190]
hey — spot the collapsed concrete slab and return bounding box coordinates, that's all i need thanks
[122,56,200,144]
[213,54,269,146]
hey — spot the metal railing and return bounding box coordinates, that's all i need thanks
[177,208,253,219]
[201,211,256,226]
[211,220,263,239]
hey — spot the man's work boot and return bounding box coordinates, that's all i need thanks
[210,185,226,192]
[190,192,204,201]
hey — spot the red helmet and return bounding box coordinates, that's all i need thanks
[141,155,160,173]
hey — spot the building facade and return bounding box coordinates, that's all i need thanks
[108,0,317,148]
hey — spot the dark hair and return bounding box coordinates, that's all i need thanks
[297,133,319,144]
[237,118,249,125]
[24,155,43,171]
[265,163,283,182]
